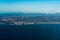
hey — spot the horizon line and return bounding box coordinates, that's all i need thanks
[0,12,60,14]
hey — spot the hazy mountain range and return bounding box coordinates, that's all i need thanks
[0,12,60,16]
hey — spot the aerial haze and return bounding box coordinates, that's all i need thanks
[0,0,60,13]
[0,0,60,40]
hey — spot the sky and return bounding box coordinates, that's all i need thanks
[0,0,60,13]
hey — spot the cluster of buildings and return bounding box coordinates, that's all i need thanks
[0,15,60,25]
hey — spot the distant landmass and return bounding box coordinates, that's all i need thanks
[0,13,60,25]
[0,12,60,16]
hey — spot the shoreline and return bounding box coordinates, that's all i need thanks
[1,22,60,25]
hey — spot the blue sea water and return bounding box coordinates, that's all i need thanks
[0,24,60,40]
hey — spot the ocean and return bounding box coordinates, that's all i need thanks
[0,24,60,40]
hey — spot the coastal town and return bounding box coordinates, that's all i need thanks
[0,14,60,25]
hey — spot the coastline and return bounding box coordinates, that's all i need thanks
[1,22,60,25]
